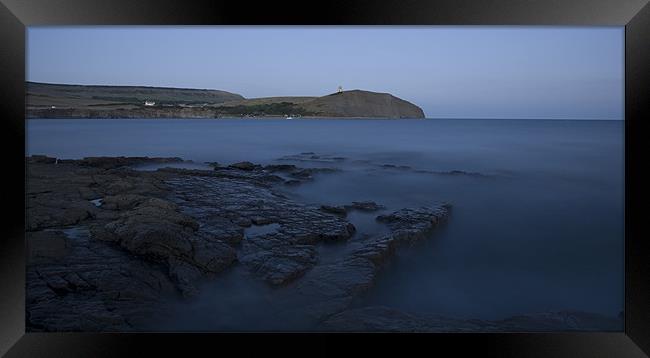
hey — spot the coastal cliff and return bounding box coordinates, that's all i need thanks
[300,90,425,118]
[26,82,425,119]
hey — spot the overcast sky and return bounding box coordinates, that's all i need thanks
[27,26,624,119]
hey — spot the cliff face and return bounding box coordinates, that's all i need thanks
[213,90,425,118]
[26,82,425,119]
[301,90,425,118]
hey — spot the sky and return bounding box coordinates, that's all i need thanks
[27,26,624,119]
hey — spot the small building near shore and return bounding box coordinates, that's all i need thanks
[144,100,156,106]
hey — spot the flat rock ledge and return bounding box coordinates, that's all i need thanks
[272,204,451,327]
[26,155,458,332]
[165,173,356,286]
[89,195,237,297]
[320,201,385,216]
[25,156,368,331]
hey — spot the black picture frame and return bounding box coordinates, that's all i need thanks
[1,0,649,356]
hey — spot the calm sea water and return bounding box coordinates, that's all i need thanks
[26,118,624,324]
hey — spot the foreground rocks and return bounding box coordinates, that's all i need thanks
[346,201,385,212]
[90,195,236,297]
[319,201,384,217]
[25,155,363,330]
[26,154,617,332]
[270,204,451,326]
[166,173,357,286]
[26,157,195,330]
[27,227,177,331]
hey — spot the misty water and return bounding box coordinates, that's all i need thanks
[27,118,624,329]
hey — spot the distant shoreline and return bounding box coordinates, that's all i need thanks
[26,81,426,119]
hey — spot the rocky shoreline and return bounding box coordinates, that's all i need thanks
[26,155,620,332]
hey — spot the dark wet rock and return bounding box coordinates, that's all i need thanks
[197,217,245,245]
[206,158,342,185]
[260,174,285,183]
[311,167,340,174]
[375,162,488,177]
[27,230,69,264]
[345,201,385,212]
[319,306,622,332]
[240,220,353,287]
[205,161,220,168]
[63,272,93,291]
[241,240,318,285]
[44,274,74,295]
[157,166,283,187]
[376,204,450,242]
[90,196,236,296]
[79,186,101,200]
[264,164,297,172]
[29,155,58,164]
[251,216,275,225]
[229,161,260,171]
[167,258,203,297]
[380,164,411,170]
[26,227,178,331]
[27,200,97,231]
[346,223,357,235]
[438,170,487,177]
[91,170,170,198]
[279,153,347,163]
[245,223,281,238]
[166,174,355,286]
[289,169,314,179]
[234,217,253,227]
[26,157,245,330]
[191,238,238,272]
[27,160,107,230]
[276,204,450,324]
[320,205,347,216]
[27,155,445,332]
[78,156,183,169]
[100,194,149,210]
[289,167,340,180]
